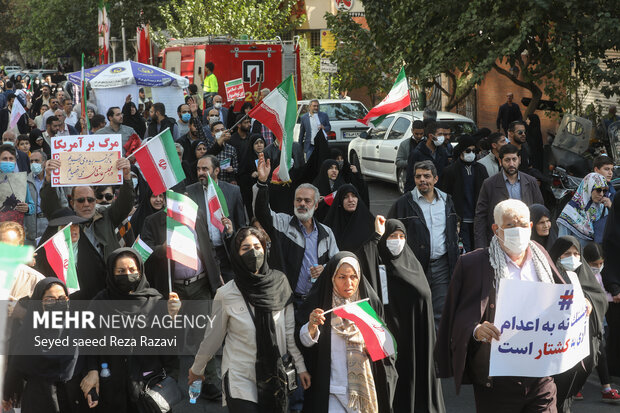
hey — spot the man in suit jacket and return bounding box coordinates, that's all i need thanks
[474,144,543,249]
[436,199,564,412]
[298,99,331,159]
[186,154,246,282]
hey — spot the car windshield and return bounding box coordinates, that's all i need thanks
[441,121,477,136]
[298,102,368,121]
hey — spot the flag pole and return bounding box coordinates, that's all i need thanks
[167,258,172,296]
[228,114,248,131]
[321,297,370,315]
[33,223,73,253]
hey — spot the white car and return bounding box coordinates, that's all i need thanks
[294,99,369,153]
[348,111,477,193]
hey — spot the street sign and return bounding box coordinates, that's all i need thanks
[320,58,338,74]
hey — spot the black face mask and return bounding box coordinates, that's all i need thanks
[241,249,264,273]
[43,301,69,312]
[115,273,141,293]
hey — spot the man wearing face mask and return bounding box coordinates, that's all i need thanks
[388,160,459,329]
[440,136,489,252]
[2,130,30,172]
[202,108,221,137]
[0,144,35,225]
[404,121,450,192]
[176,103,192,137]
[436,199,568,412]
[204,94,228,126]
[474,144,543,249]
[25,149,50,242]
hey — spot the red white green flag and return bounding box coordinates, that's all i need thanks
[323,190,337,206]
[132,236,153,263]
[42,225,79,291]
[206,174,229,232]
[247,75,297,182]
[166,217,198,270]
[133,128,186,196]
[332,299,397,361]
[166,190,198,230]
[358,67,410,127]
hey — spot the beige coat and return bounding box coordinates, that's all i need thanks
[191,280,306,404]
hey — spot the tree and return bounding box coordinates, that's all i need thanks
[325,12,397,105]
[298,37,329,99]
[0,0,27,67]
[158,0,303,40]
[19,0,98,70]
[362,0,620,116]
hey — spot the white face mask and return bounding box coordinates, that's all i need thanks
[213,102,222,109]
[559,255,581,272]
[590,265,603,275]
[463,152,476,163]
[499,226,531,255]
[433,135,445,146]
[386,238,406,256]
[215,131,223,139]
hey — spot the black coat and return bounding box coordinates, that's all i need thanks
[440,159,488,221]
[387,189,459,275]
[357,224,445,413]
[404,140,449,192]
[146,117,177,139]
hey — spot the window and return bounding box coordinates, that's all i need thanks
[320,103,368,121]
[387,117,411,139]
[369,116,394,140]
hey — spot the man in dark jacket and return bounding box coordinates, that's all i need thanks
[388,160,459,329]
[147,102,178,139]
[440,135,489,252]
[404,121,449,192]
[496,92,522,135]
[474,144,544,249]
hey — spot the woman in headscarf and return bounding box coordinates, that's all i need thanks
[529,204,558,252]
[3,278,81,413]
[330,149,370,208]
[29,128,50,157]
[238,134,265,219]
[122,101,146,139]
[313,159,346,222]
[357,216,445,412]
[189,227,309,412]
[80,248,180,412]
[185,139,208,185]
[296,251,397,413]
[323,184,374,252]
[129,185,165,238]
[557,172,609,247]
[548,236,608,412]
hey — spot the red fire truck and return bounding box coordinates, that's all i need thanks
[160,36,302,106]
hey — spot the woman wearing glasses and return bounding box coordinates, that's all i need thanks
[557,172,610,248]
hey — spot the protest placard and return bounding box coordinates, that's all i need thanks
[0,172,27,224]
[489,273,589,377]
[51,135,123,187]
[225,78,245,101]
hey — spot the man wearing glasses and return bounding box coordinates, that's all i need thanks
[39,157,134,299]
[507,120,531,171]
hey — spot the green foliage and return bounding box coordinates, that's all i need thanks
[298,37,329,99]
[325,12,397,105]
[159,0,303,40]
[362,0,620,115]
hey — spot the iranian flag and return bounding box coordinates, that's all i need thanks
[132,236,153,263]
[133,128,186,196]
[166,217,198,270]
[167,190,198,229]
[332,299,397,361]
[358,67,410,127]
[81,53,91,134]
[206,174,229,232]
[42,225,79,291]
[323,190,337,206]
[248,75,297,182]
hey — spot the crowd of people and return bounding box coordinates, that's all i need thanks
[0,70,619,413]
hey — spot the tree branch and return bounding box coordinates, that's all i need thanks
[492,62,533,89]
[446,82,475,111]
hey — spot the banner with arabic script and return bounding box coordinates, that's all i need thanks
[489,272,589,377]
[51,135,123,187]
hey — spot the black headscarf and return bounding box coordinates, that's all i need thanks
[323,184,374,252]
[526,114,544,172]
[10,278,78,382]
[295,251,397,413]
[29,128,51,157]
[313,159,345,196]
[130,184,164,237]
[548,236,608,411]
[230,228,293,412]
[530,204,558,251]
[122,101,146,139]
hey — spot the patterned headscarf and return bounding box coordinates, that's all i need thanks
[557,172,608,239]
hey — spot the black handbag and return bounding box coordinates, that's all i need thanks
[139,370,184,413]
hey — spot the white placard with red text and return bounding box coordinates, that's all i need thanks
[224,78,245,102]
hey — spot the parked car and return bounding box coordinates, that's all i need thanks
[348,111,477,193]
[294,99,368,153]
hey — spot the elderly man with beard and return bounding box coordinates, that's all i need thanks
[255,152,338,296]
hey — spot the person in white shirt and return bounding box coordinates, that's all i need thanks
[62,98,78,127]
